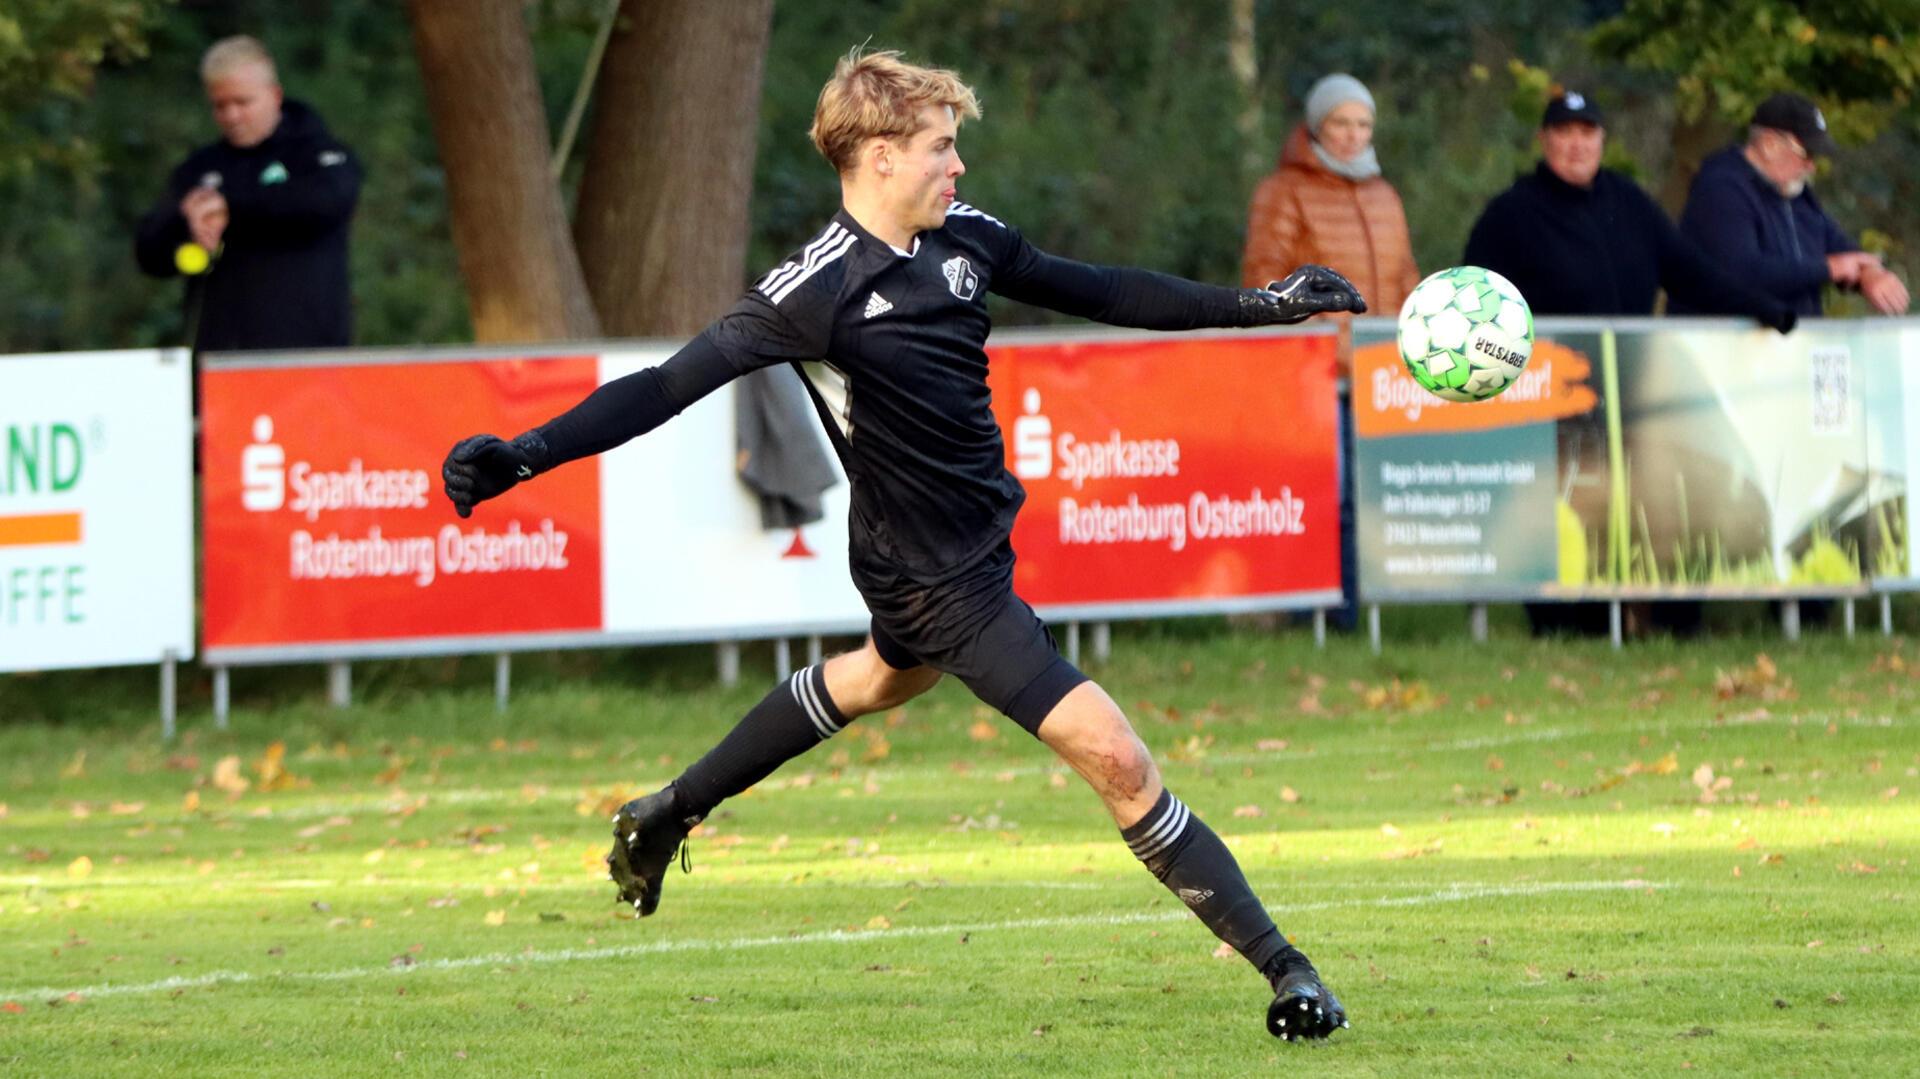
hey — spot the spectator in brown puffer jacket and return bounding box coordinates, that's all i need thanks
[1241,73,1418,357]
[1242,74,1412,633]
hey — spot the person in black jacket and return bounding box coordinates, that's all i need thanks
[1464,92,1794,328]
[1674,92,1909,318]
[135,36,361,351]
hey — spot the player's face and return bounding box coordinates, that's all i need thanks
[1316,101,1374,162]
[1539,121,1604,188]
[887,105,965,232]
[206,63,284,148]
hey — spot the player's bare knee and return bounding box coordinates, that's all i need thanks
[1074,728,1155,802]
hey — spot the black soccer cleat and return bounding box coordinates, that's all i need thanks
[606,784,701,917]
[1266,960,1349,1042]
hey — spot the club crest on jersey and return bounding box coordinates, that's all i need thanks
[942,255,979,301]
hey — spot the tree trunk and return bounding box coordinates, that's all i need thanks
[1658,109,1724,219]
[574,0,774,337]
[407,0,601,342]
[1227,0,1264,181]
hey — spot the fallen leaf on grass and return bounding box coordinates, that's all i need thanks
[182,790,201,813]
[1256,739,1289,752]
[1232,805,1263,819]
[67,856,92,879]
[60,751,86,779]
[865,915,891,930]
[1212,942,1236,959]
[1279,786,1301,804]
[211,756,250,796]
[255,741,301,791]
[1,1002,22,1014]
[483,910,507,927]
[968,720,999,742]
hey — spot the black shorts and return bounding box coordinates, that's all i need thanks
[856,543,1088,736]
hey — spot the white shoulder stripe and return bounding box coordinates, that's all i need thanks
[765,232,856,305]
[757,225,843,296]
[946,201,1004,228]
[757,223,850,301]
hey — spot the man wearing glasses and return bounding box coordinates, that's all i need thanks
[1675,92,1909,318]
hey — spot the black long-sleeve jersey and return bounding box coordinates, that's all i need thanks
[535,203,1248,587]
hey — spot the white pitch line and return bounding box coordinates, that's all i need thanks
[0,879,1666,1003]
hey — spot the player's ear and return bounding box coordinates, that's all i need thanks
[862,135,896,178]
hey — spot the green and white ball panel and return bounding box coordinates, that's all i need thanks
[1395,265,1536,403]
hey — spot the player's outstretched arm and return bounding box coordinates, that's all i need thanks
[440,333,746,518]
[994,244,1364,330]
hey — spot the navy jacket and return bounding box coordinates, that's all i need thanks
[1672,146,1855,317]
[1463,163,1792,328]
[135,100,361,350]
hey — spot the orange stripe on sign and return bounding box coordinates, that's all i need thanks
[0,512,83,547]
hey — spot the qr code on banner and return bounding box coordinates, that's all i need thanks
[1811,346,1850,435]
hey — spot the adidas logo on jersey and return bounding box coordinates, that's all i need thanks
[863,292,893,319]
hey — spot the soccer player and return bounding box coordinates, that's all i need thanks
[442,49,1363,1041]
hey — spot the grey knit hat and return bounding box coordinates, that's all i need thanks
[1305,73,1375,132]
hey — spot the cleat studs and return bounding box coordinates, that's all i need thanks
[1300,1001,1309,1011]
[1277,1019,1286,1028]
[1342,1020,1351,1028]
[628,831,639,843]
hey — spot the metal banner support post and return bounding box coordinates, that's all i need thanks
[716,641,741,687]
[212,667,231,729]
[1091,621,1111,665]
[1469,604,1488,643]
[160,651,178,740]
[327,661,351,708]
[494,653,511,713]
[1781,599,1801,643]
[774,638,792,681]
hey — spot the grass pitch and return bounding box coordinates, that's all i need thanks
[3,617,1918,1076]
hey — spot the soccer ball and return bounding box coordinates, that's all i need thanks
[1396,266,1534,402]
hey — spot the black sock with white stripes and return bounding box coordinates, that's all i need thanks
[1121,787,1303,980]
[672,663,849,820]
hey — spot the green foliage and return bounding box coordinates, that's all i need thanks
[1592,0,1920,141]
[4,0,1920,354]
[0,0,164,182]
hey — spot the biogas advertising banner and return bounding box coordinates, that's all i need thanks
[1,350,194,671]
[202,356,606,655]
[988,330,1342,612]
[1353,317,1907,601]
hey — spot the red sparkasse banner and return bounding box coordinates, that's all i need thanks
[202,357,603,650]
[989,332,1340,606]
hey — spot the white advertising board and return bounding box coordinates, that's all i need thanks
[597,348,871,638]
[1,350,194,671]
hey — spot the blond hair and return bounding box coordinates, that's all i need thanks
[201,35,278,85]
[809,48,981,174]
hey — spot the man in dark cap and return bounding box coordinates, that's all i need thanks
[1675,91,1909,317]
[1464,91,1795,327]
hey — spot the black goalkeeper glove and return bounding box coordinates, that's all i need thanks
[441,431,550,518]
[1239,265,1368,326]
